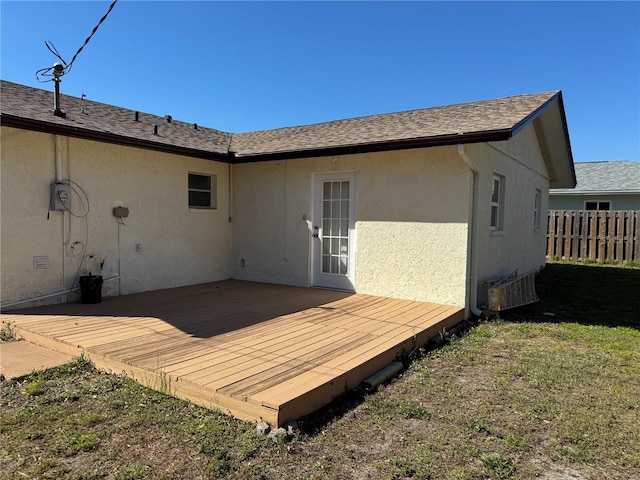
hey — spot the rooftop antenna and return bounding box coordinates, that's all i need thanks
[34,0,118,116]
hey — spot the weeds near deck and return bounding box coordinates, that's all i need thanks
[144,355,172,396]
[0,322,17,342]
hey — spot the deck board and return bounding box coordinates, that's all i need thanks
[1,279,464,426]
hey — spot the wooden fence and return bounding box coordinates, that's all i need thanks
[547,210,640,264]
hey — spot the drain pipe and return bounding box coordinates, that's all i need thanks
[457,144,483,317]
[363,361,404,389]
[0,275,120,311]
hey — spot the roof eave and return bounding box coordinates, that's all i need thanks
[231,129,512,163]
[550,190,640,196]
[530,92,576,189]
[1,114,231,163]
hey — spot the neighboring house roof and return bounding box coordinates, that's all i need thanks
[1,79,575,187]
[551,161,640,195]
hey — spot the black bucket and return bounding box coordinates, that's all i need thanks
[79,275,103,304]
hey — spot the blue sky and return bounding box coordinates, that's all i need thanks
[2,1,638,162]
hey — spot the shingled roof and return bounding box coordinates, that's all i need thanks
[1,80,574,182]
[0,80,232,161]
[551,161,640,195]
[230,91,561,160]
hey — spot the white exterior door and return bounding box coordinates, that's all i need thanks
[312,172,357,291]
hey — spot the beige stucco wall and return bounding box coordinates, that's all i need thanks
[1,121,554,314]
[232,147,472,307]
[1,127,232,309]
[469,123,550,301]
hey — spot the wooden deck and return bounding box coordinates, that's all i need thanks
[1,280,464,426]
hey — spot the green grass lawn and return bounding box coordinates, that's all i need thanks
[1,262,639,479]
[511,262,640,328]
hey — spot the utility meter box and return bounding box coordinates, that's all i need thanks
[51,182,71,211]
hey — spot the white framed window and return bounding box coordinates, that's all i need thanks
[490,174,505,231]
[534,189,542,230]
[585,200,610,211]
[188,173,217,209]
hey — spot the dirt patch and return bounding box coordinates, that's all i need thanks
[529,457,590,479]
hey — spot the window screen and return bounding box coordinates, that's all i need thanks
[188,173,217,209]
[491,175,504,231]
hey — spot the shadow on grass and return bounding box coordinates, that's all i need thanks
[504,263,640,330]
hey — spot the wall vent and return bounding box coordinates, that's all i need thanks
[33,256,49,269]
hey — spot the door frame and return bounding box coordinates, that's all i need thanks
[311,171,357,291]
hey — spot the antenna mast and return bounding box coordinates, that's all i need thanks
[34,0,119,117]
[52,63,66,118]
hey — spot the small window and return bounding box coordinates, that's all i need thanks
[585,201,610,211]
[534,189,542,230]
[188,173,217,209]
[490,174,504,231]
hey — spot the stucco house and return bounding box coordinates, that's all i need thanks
[549,160,640,211]
[1,80,575,318]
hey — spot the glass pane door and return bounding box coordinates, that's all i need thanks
[312,172,356,291]
[321,180,350,275]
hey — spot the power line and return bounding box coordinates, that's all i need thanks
[36,0,118,82]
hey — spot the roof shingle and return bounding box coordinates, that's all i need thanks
[1,80,561,162]
[551,161,640,194]
[231,92,559,157]
[0,80,232,159]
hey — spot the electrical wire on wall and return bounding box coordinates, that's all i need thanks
[47,180,91,303]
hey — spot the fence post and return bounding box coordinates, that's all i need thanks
[606,211,615,262]
[634,210,640,262]
[571,210,580,261]
[615,212,623,263]
[579,210,587,261]
[547,210,556,259]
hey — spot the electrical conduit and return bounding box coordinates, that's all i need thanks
[55,134,69,298]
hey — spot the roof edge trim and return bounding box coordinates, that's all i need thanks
[511,91,562,137]
[232,129,512,163]
[550,190,640,196]
[1,114,231,163]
